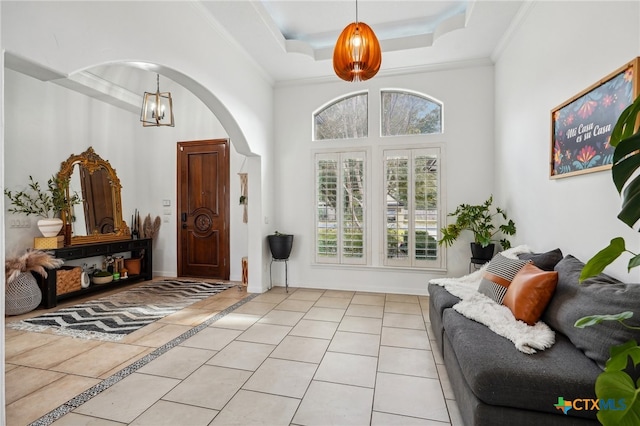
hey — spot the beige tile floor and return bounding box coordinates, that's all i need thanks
[5,283,463,426]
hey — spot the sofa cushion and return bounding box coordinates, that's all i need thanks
[443,308,600,420]
[478,253,530,303]
[427,283,461,351]
[543,255,640,369]
[503,263,558,325]
[518,248,563,271]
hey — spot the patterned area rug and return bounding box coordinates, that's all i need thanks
[8,279,236,341]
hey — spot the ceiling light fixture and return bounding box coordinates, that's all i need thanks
[140,74,174,127]
[333,0,381,82]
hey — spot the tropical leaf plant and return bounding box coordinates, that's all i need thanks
[438,195,516,249]
[575,315,640,426]
[580,93,640,279]
[577,93,640,426]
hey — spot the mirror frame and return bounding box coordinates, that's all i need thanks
[57,147,131,245]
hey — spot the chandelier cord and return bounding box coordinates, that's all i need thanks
[156,74,160,92]
[355,0,359,24]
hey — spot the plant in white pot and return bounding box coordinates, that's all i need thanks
[4,175,79,237]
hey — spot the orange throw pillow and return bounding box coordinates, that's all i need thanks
[502,263,558,325]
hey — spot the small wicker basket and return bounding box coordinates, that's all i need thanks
[56,266,82,295]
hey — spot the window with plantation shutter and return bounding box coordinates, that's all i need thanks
[315,151,366,265]
[384,148,442,268]
[312,89,445,270]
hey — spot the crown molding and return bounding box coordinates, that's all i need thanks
[275,57,494,88]
[491,0,536,63]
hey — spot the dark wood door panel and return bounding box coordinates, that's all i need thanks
[177,139,229,279]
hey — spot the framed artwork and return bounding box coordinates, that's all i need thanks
[550,57,640,179]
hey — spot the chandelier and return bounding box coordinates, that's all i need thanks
[333,0,381,82]
[140,74,174,127]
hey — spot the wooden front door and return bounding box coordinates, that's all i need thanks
[177,139,230,279]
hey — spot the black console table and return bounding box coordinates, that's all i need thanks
[40,238,153,308]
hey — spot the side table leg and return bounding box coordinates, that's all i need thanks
[285,259,288,293]
[269,259,274,290]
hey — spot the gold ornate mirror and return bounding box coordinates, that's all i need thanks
[57,147,130,245]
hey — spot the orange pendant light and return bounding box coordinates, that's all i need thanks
[333,2,381,82]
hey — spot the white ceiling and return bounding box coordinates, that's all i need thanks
[6,1,527,113]
[199,0,525,83]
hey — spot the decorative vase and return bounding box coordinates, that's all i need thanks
[268,234,294,260]
[124,258,142,275]
[37,218,64,237]
[5,272,42,315]
[470,242,495,262]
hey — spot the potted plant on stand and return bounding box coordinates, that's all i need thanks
[267,231,294,260]
[438,195,516,262]
[4,175,79,238]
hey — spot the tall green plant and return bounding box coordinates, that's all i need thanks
[578,93,640,426]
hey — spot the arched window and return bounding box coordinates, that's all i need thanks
[381,90,442,136]
[314,93,368,140]
[312,89,445,270]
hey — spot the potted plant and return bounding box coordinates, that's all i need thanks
[576,93,640,426]
[267,231,294,260]
[4,175,80,237]
[438,195,516,261]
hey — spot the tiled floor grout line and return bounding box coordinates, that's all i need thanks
[14,289,459,425]
[28,292,260,426]
[212,292,324,426]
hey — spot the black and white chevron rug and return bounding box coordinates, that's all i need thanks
[8,279,236,341]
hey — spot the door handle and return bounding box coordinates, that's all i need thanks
[181,213,187,222]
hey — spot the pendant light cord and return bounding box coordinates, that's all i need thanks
[355,0,359,24]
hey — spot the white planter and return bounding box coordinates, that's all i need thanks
[37,218,63,237]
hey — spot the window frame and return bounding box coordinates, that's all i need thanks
[313,148,370,266]
[313,91,369,142]
[311,89,447,271]
[382,146,445,269]
[379,89,444,137]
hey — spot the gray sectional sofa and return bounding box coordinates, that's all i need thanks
[428,252,640,426]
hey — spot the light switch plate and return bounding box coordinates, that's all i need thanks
[162,199,171,207]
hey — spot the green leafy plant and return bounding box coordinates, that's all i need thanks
[575,313,640,425]
[438,195,516,249]
[577,93,640,425]
[4,175,80,219]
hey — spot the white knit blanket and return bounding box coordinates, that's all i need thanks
[430,245,555,354]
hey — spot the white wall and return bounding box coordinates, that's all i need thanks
[1,1,275,289]
[0,4,6,421]
[495,1,640,279]
[274,63,495,295]
[3,68,252,280]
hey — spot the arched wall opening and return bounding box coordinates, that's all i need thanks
[3,54,268,294]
